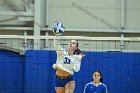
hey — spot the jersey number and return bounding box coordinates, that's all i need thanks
[64,57,71,64]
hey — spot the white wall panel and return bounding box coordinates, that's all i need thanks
[48,0,121,30]
[126,0,140,29]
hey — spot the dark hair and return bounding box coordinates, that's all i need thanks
[92,70,103,82]
[73,42,81,55]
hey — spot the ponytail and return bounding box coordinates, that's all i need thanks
[73,42,81,55]
[73,48,81,55]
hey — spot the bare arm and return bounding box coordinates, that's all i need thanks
[54,36,64,56]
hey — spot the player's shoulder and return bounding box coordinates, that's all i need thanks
[63,49,67,53]
[101,83,107,88]
[73,54,81,58]
[85,82,93,87]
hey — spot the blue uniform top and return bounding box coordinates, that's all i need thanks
[84,82,108,93]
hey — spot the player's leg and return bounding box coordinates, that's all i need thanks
[64,81,75,93]
[54,76,65,93]
[55,87,65,93]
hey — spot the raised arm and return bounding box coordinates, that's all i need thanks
[54,36,64,55]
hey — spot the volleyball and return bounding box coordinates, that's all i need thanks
[52,21,65,35]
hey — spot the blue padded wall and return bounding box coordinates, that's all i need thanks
[24,50,140,93]
[1,50,139,93]
[74,51,140,93]
[24,50,56,93]
[0,50,24,93]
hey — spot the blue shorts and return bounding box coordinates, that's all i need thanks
[54,75,75,87]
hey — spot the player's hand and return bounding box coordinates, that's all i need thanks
[79,53,86,57]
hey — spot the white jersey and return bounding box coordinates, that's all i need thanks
[52,38,82,75]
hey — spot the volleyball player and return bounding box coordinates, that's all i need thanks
[84,70,108,93]
[53,36,85,93]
